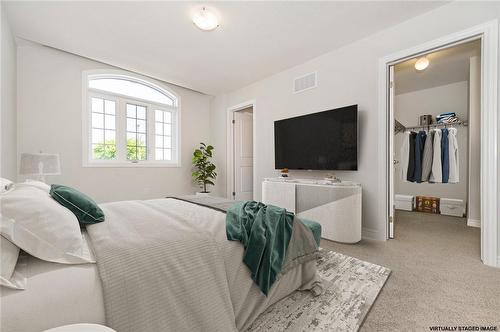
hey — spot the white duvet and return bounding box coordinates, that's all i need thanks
[87,198,320,331]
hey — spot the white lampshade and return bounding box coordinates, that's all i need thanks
[19,153,61,176]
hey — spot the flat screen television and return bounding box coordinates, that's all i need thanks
[274,104,358,170]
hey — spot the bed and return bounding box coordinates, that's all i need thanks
[0,233,105,332]
[1,197,321,332]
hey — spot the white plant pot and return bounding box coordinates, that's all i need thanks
[195,192,210,197]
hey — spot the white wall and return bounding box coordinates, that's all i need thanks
[209,1,500,243]
[394,81,469,205]
[1,8,17,180]
[17,43,212,202]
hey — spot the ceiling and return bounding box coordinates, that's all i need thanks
[4,1,447,95]
[395,39,481,95]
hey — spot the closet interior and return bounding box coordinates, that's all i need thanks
[393,40,481,226]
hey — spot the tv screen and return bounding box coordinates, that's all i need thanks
[274,105,358,170]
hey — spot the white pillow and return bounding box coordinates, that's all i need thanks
[22,179,51,193]
[0,184,94,264]
[0,235,26,290]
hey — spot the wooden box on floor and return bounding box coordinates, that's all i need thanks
[415,196,440,214]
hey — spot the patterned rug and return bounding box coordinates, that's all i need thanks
[248,250,391,332]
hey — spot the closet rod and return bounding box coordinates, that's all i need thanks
[401,120,468,132]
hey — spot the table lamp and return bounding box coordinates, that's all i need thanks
[19,153,61,183]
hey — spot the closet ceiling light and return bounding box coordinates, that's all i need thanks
[415,57,430,71]
[192,7,219,31]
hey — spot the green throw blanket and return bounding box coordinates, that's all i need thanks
[226,201,319,295]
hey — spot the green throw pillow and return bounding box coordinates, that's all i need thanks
[50,184,105,224]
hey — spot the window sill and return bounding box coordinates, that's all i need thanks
[82,161,181,168]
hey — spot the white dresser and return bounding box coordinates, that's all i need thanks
[262,178,362,243]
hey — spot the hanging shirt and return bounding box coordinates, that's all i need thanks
[429,129,442,183]
[414,131,427,183]
[421,130,434,182]
[407,132,417,182]
[400,131,410,181]
[448,127,459,183]
[441,128,450,183]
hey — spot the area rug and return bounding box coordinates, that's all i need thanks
[248,250,391,332]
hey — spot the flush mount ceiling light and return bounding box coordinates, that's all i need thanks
[415,57,430,71]
[192,7,219,31]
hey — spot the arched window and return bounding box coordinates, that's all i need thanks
[83,71,180,166]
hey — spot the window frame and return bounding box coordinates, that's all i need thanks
[82,70,181,168]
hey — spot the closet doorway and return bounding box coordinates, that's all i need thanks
[388,40,482,248]
[381,21,498,267]
[227,101,256,201]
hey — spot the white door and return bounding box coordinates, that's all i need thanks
[388,65,395,239]
[233,109,253,200]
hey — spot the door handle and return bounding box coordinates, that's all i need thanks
[394,160,399,165]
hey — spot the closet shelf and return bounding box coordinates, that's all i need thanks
[396,120,468,134]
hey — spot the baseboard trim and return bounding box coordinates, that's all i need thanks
[362,227,384,241]
[467,219,481,228]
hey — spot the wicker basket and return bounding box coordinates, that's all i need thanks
[416,196,440,214]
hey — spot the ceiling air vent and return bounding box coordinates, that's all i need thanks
[293,72,317,94]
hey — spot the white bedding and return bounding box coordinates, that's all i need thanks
[0,235,104,332]
[1,198,319,332]
[1,183,95,264]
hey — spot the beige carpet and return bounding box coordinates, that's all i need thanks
[321,211,500,331]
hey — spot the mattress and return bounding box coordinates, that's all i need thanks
[0,234,104,332]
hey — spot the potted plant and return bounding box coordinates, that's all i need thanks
[192,143,217,196]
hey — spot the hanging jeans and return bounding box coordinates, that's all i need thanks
[441,128,449,183]
[407,132,417,182]
[414,131,427,183]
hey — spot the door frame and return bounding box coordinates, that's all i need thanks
[388,65,395,239]
[377,20,498,267]
[226,100,257,200]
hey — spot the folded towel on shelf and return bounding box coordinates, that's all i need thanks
[436,112,459,124]
[439,116,459,124]
[436,112,456,120]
